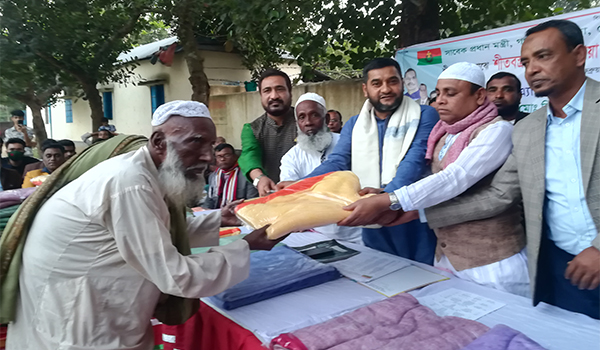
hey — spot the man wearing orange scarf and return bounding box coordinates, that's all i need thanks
[341,62,528,296]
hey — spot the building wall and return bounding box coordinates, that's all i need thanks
[39,48,341,147]
[45,50,269,141]
[209,79,364,149]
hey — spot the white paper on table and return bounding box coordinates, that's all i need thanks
[362,265,448,297]
[417,288,506,320]
[330,249,411,283]
[192,209,220,217]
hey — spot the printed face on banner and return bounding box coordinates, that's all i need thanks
[404,69,419,95]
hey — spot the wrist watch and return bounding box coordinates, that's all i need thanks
[388,192,403,211]
[253,174,265,187]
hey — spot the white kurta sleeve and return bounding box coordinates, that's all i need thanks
[395,121,514,211]
[186,211,221,248]
[279,147,301,182]
[104,186,250,298]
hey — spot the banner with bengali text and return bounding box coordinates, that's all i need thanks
[396,7,600,113]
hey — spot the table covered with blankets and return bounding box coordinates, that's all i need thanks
[151,231,600,350]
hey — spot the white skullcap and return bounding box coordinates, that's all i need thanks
[294,93,327,118]
[151,100,212,126]
[438,62,485,87]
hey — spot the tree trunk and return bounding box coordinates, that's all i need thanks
[82,83,105,133]
[177,3,210,103]
[28,103,48,153]
[398,0,440,48]
[10,91,49,154]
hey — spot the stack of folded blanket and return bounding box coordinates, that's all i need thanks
[0,188,36,237]
[270,294,547,350]
[0,188,36,209]
[209,246,341,310]
[270,293,489,350]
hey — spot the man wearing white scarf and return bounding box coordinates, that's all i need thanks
[301,58,439,264]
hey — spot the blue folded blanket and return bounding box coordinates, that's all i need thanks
[209,245,341,310]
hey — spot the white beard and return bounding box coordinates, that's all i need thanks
[296,124,333,153]
[158,142,206,207]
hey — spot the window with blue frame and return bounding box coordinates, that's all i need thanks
[103,91,113,120]
[151,85,165,114]
[65,99,73,123]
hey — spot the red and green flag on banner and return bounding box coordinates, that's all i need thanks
[417,48,442,65]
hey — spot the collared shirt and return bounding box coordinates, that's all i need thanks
[7,146,250,350]
[396,121,514,211]
[3,126,35,156]
[544,82,597,255]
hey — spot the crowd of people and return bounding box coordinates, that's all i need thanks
[0,18,598,350]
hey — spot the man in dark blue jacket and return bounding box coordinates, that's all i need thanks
[303,58,439,264]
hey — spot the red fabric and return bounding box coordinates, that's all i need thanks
[158,43,177,67]
[236,172,331,210]
[0,324,6,350]
[269,333,309,350]
[152,302,265,350]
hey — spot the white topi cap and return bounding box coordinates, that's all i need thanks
[438,62,486,87]
[151,100,212,126]
[294,93,327,118]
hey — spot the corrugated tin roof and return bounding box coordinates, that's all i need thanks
[118,36,179,62]
[118,36,296,63]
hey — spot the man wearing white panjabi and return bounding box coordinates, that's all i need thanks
[277,93,363,244]
[4,101,281,350]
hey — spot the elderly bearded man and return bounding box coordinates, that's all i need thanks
[278,93,362,244]
[284,58,439,264]
[2,101,282,350]
[342,62,529,296]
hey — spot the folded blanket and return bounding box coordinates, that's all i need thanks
[270,293,489,350]
[1,205,20,236]
[235,171,366,239]
[209,246,341,310]
[460,325,546,350]
[0,188,36,209]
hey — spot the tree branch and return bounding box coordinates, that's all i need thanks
[34,50,85,83]
[98,9,145,56]
[39,83,64,102]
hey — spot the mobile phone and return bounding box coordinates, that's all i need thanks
[17,120,24,125]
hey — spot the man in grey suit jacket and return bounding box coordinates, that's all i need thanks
[203,143,258,209]
[415,20,599,319]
